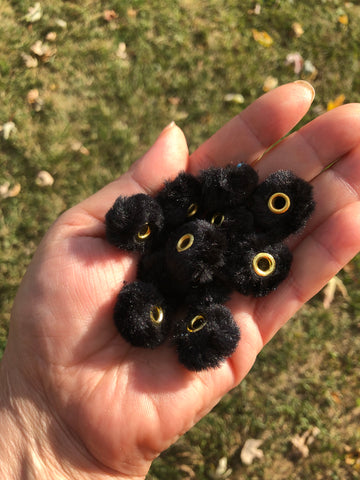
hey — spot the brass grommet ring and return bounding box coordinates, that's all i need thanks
[176,233,194,252]
[187,315,207,333]
[137,223,151,240]
[150,305,164,325]
[187,203,198,217]
[211,213,225,227]
[252,252,276,277]
[268,192,291,214]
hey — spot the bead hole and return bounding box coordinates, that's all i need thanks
[252,252,276,277]
[187,203,198,217]
[211,213,225,226]
[137,223,151,240]
[176,233,194,252]
[187,315,207,333]
[268,192,291,214]
[150,305,164,325]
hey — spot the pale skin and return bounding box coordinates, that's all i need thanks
[1,81,360,479]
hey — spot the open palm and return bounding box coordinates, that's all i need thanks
[4,82,360,479]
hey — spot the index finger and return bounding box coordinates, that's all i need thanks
[189,81,315,174]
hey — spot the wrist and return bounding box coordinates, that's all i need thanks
[0,352,145,480]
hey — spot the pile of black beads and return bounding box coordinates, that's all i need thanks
[105,163,315,371]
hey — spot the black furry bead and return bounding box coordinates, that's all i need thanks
[113,281,171,348]
[199,163,259,213]
[165,219,227,285]
[105,194,164,252]
[155,172,202,231]
[173,304,240,371]
[249,170,315,243]
[208,205,255,239]
[225,241,293,297]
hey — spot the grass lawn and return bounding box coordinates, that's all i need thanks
[1,1,359,478]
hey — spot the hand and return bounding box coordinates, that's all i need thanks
[1,82,360,479]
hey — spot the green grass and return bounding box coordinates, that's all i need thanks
[1,0,360,478]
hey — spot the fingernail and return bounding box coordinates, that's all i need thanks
[294,80,315,102]
[161,121,176,134]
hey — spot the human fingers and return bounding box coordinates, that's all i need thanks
[252,144,360,344]
[256,103,360,180]
[189,81,315,174]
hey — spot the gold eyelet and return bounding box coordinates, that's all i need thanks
[252,252,276,277]
[187,315,207,333]
[176,233,194,252]
[211,213,225,227]
[268,192,291,214]
[149,305,164,325]
[137,223,151,240]
[187,203,198,217]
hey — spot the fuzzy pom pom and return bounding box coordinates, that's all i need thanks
[166,220,227,285]
[173,304,240,371]
[156,172,202,231]
[199,163,259,213]
[114,281,170,348]
[249,170,315,243]
[225,241,293,297]
[105,194,164,252]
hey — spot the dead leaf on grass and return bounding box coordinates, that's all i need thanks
[0,181,21,198]
[116,42,128,60]
[292,22,304,38]
[240,438,264,465]
[31,40,57,62]
[290,426,320,459]
[285,52,304,74]
[338,14,349,25]
[103,10,118,22]
[248,3,261,15]
[263,76,278,92]
[214,456,232,478]
[0,121,17,140]
[24,2,43,23]
[35,170,54,187]
[252,29,273,47]
[45,31,57,42]
[327,94,346,111]
[224,93,245,104]
[302,59,318,80]
[71,140,90,155]
[21,53,38,69]
[27,89,44,111]
[322,275,349,309]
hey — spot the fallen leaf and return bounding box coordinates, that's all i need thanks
[21,53,38,68]
[292,22,304,38]
[1,121,17,140]
[338,14,349,25]
[55,18,67,29]
[71,140,90,155]
[24,2,42,23]
[323,275,349,309]
[223,93,245,104]
[168,97,181,105]
[290,426,320,459]
[263,76,278,92]
[240,438,264,465]
[35,170,54,187]
[302,59,318,80]
[285,52,304,74]
[0,182,21,198]
[30,40,57,62]
[252,29,273,47]
[127,8,138,18]
[214,456,232,478]
[103,10,118,22]
[116,42,128,60]
[45,31,57,42]
[327,94,346,111]
[248,3,261,15]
